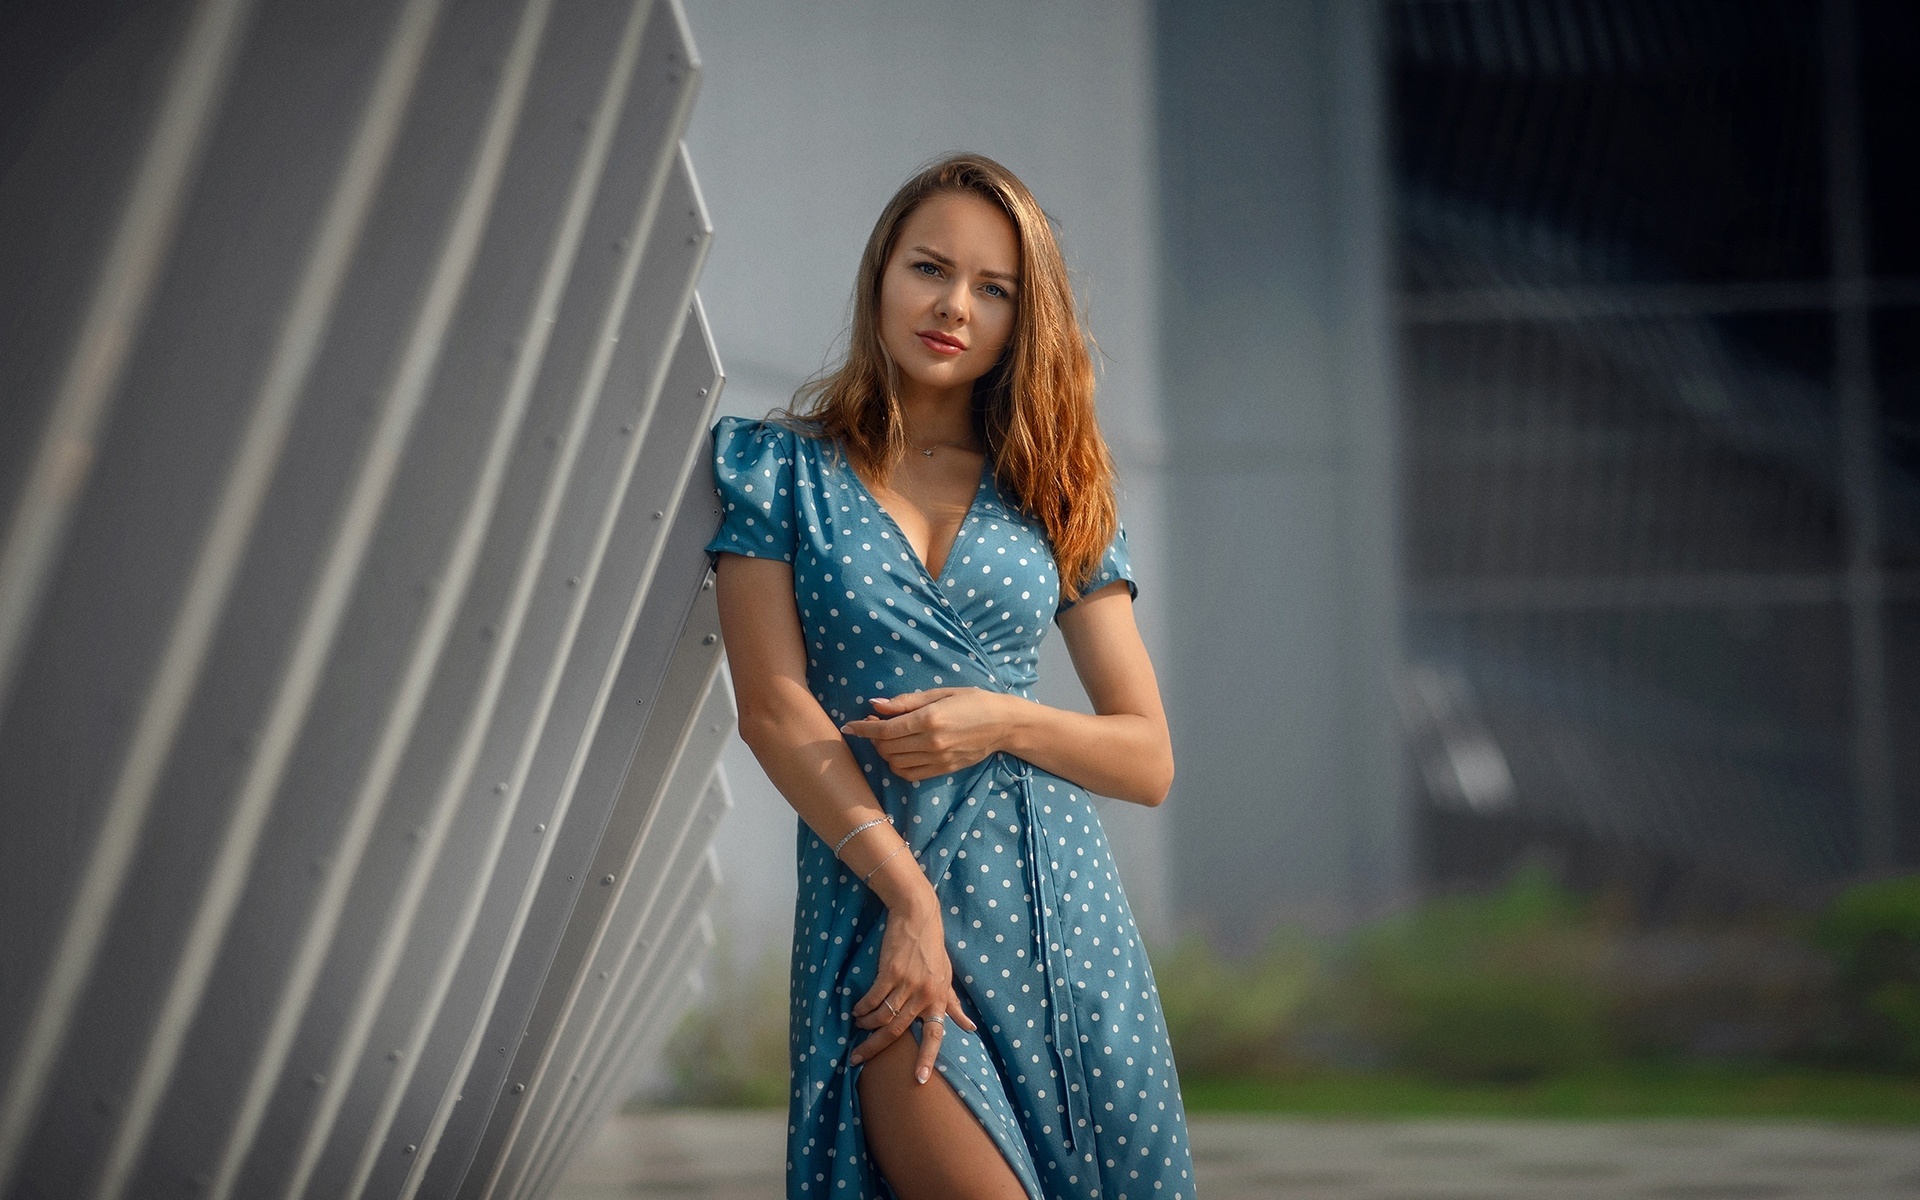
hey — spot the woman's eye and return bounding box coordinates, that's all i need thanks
[984,283,1009,299]
[914,261,941,277]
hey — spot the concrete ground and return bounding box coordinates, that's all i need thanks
[553,1108,1920,1199]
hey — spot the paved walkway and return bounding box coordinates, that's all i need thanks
[554,1109,1920,1200]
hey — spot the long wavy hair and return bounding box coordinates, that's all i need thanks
[787,153,1118,601]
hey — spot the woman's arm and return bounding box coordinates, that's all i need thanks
[712,553,976,1081]
[841,580,1174,807]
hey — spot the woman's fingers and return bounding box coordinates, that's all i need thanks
[840,713,933,743]
[852,986,975,1076]
[947,991,978,1032]
[877,750,938,773]
[842,688,968,740]
[844,726,930,754]
[870,689,951,713]
[851,976,900,1022]
[848,1024,902,1066]
[853,987,916,1030]
[850,993,920,1065]
[904,990,974,1084]
[915,1015,945,1083]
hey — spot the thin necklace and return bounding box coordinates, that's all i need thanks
[908,437,981,457]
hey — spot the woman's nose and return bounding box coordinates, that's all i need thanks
[936,281,968,322]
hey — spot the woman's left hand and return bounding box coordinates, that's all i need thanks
[840,688,1012,781]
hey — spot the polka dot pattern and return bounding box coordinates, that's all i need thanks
[706,418,1192,1200]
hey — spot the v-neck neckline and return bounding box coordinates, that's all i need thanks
[841,449,993,588]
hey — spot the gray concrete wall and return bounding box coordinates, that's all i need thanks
[1155,0,1407,945]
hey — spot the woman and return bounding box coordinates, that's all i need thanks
[707,153,1193,1200]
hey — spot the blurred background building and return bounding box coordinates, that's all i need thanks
[1389,0,1919,915]
[688,0,1917,963]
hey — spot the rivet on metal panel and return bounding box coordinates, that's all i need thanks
[535,823,546,833]
[702,578,713,590]
[686,234,697,245]
[600,873,615,886]
[698,387,709,396]
[512,1082,525,1094]
[567,576,580,588]
[494,782,509,794]
[404,1144,417,1155]
[702,634,717,645]
[622,423,635,434]
[309,1074,325,1088]
[652,510,663,520]
[387,1049,401,1062]
[598,971,608,980]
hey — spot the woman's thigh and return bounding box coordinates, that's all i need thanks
[855,1029,1029,1200]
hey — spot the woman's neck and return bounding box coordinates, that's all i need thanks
[896,388,978,450]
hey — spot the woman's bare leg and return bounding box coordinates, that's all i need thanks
[856,1028,1029,1200]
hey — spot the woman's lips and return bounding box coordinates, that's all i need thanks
[917,331,965,355]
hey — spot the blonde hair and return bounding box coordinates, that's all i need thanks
[788,152,1118,600]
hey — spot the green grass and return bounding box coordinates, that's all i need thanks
[1180,1066,1920,1123]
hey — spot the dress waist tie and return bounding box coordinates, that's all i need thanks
[1004,753,1095,1157]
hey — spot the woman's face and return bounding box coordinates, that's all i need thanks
[875,191,1019,406]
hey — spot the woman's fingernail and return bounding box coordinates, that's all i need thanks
[916,1068,929,1084]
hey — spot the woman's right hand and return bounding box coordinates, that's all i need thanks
[848,894,977,1083]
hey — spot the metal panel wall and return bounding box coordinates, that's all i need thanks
[0,1,729,1197]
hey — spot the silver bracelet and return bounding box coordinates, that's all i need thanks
[862,842,911,885]
[833,817,889,857]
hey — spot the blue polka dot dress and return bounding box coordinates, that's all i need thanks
[705,416,1194,1200]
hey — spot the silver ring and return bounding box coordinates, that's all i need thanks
[882,999,898,1018]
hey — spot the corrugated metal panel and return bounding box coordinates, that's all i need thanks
[446,499,728,1200]
[527,900,717,1200]
[0,0,729,1196]
[503,706,735,1198]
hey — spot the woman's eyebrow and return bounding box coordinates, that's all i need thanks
[909,244,1019,284]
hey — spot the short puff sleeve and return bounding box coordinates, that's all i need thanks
[704,416,798,568]
[1055,523,1138,616]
